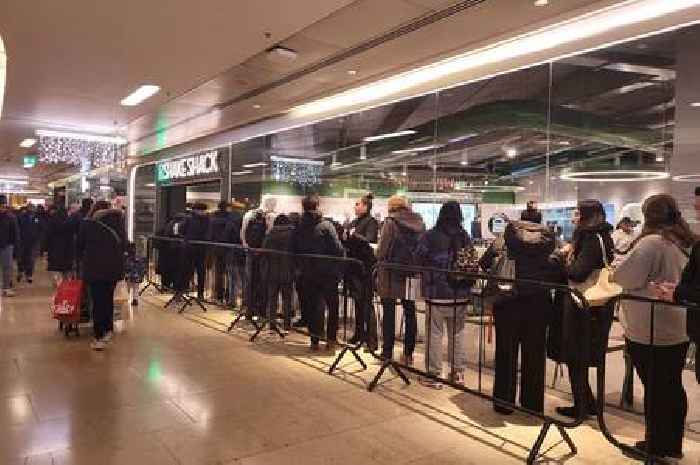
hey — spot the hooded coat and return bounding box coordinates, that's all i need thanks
[46,209,74,272]
[376,209,425,299]
[414,223,472,300]
[293,211,345,281]
[76,209,126,282]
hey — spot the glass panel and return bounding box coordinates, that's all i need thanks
[132,164,156,243]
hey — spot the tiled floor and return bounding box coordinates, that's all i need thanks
[1,269,698,464]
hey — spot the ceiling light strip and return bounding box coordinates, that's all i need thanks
[363,130,416,142]
[120,85,160,107]
[36,130,127,145]
[292,0,700,117]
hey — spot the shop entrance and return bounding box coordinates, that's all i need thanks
[159,180,221,226]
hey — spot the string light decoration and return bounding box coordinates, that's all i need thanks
[270,156,323,185]
[38,132,127,169]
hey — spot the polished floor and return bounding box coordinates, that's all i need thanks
[1,269,698,465]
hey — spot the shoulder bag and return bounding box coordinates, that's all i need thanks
[569,234,622,308]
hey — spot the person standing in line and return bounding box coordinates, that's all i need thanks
[0,195,20,297]
[36,204,49,257]
[223,201,245,309]
[414,201,472,388]
[209,201,234,304]
[345,193,380,351]
[293,194,345,352]
[76,200,126,351]
[67,198,94,274]
[482,206,557,413]
[377,195,425,365]
[17,204,41,284]
[241,197,277,319]
[613,194,694,460]
[182,203,210,301]
[45,203,74,286]
[261,214,296,330]
[552,200,615,419]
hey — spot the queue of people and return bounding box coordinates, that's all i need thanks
[148,189,699,461]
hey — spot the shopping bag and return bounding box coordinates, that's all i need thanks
[52,279,84,323]
[569,234,622,308]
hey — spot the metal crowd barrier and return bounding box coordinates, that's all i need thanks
[137,234,696,465]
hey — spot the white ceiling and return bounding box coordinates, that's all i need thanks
[0,0,356,176]
[0,0,627,181]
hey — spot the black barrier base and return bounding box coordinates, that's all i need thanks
[177,294,207,313]
[139,279,165,296]
[249,318,287,342]
[328,343,368,375]
[367,359,410,391]
[526,421,577,465]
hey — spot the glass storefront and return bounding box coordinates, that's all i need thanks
[131,23,698,238]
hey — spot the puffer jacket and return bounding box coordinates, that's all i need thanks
[76,209,126,282]
[376,209,425,299]
[415,224,472,300]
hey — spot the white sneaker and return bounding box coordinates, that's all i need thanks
[102,332,113,344]
[2,289,17,297]
[90,339,106,351]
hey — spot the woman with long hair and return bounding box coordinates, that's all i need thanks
[613,194,695,459]
[553,199,615,419]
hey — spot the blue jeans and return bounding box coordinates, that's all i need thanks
[0,245,13,289]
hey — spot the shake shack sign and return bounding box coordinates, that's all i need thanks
[157,150,221,183]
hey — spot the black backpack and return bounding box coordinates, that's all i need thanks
[245,211,267,248]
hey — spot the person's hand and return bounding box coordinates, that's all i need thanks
[560,243,573,256]
[649,281,676,302]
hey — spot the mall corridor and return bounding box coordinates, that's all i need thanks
[0,268,694,465]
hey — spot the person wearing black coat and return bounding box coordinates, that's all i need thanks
[209,202,233,303]
[0,195,20,296]
[45,205,74,284]
[261,215,296,330]
[345,193,379,351]
[481,209,557,415]
[293,194,345,351]
[17,205,42,284]
[182,204,210,300]
[550,200,615,419]
[76,202,126,351]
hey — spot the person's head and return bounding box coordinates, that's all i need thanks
[192,203,208,213]
[0,194,7,211]
[638,194,696,248]
[89,200,111,218]
[302,193,320,213]
[617,217,634,234]
[387,195,409,213]
[262,196,277,213]
[435,201,463,231]
[81,198,94,213]
[520,200,542,223]
[274,214,290,227]
[576,199,606,228]
[354,193,374,217]
[217,201,230,213]
[695,186,700,221]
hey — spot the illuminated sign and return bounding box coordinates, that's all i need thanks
[157,150,220,182]
[23,155,37,168]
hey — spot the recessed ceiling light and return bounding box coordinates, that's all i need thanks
[120,85,160,106]
[242,162,267,168]
[691,102,700,108]
[506,148,517,158]
[655,155,664,162]
[528,180,534,185]
[392,144,442,154]
[231,170,253,176]
[253,104,262,109]
[347,70,358,76]
[363,130,416,142]
[460,160,468,166]
[534,0,549,5]
[19,138,36,148]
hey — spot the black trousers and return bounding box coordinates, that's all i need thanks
[185,247,206,299]
[381,299,417,360]
[628,339,689,456]
[493,294,548,413]
[267,281,293,328]
[18,243,36,278]
[213,253,227,301]
[350,276,378,347]
[88,280,116,340]
[301,278,338,345]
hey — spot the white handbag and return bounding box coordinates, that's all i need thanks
[569,234,622,308]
